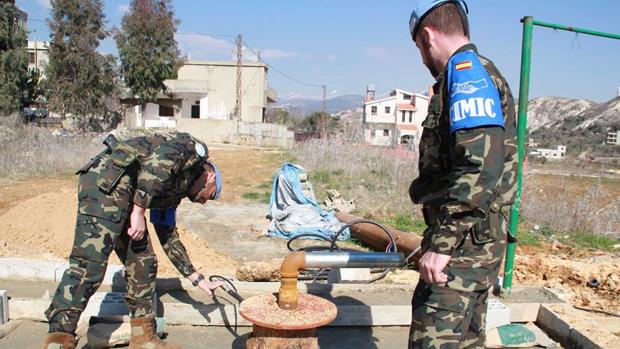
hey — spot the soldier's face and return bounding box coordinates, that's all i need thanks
[415,29,441,78]
[189,170,218,204]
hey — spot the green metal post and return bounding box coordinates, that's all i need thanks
[501,16,620,292]
[532,19,620,40]
[502,16,533,291]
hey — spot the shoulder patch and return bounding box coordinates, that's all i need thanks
[447,50,504,133]
[195,143,206,157]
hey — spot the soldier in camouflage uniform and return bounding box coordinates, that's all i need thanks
[42,132,225,349]
[407,1,517,348]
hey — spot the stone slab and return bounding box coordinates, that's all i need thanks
[0,258,124,285]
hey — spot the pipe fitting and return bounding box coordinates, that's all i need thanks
[278,251,306,310]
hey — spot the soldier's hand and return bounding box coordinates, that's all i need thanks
[418,251,451,284]
[128,205,147,241]
[197,280,227,297]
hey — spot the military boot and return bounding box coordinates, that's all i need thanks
[41,332,77,349]
[129,315,182,349]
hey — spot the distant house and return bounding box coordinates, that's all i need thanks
[121,60,277,128]
[12,1,28,30]
[530,145,567,160]
[120,60,293,147]
[607,131,619,145]
[27,41,50,74]
[362,85,429,148]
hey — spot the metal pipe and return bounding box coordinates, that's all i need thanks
[335,212,422,261]
[305,252,404,268]
[503,16,534,292]
[278,251,306,310]
[278,251,405,310]
[532,19,620,40]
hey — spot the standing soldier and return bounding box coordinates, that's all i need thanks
[42,132,226,349]
[407,1,517,348]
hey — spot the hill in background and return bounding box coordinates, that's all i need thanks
[527,96,620,157]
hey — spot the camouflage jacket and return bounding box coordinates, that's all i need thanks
[410,43,517,255]
[120,132,209,209]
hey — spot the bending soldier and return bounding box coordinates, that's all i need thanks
[42,132,225,349]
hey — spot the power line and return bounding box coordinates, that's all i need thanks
[241,38,324,89]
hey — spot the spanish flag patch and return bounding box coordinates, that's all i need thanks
[455,60,473,71]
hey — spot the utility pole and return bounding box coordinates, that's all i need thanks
[321,84,327,139]
[33,29,37,71]
[234,34,243,121]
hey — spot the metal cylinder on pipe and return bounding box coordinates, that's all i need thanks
[304,252,405,269]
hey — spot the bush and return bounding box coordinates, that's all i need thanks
[292,137,421,219]
[0,118,103,178]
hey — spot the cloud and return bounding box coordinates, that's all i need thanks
[364,46,390,59]
[281,92,322,101]
[259,48,297,59]
[37,0,51,9]
[176,33,299,62]
[117,4,130,15]
[176,33,235,60]
[326,54,337,61]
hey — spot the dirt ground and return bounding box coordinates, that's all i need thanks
[0,145,288,277]
[0,144,619,345]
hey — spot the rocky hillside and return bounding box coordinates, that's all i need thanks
[527,96,620,157]
[276,94,363,115]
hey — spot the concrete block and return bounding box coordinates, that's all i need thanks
[0,258,66,281]
[486,298,511,330]
[77,291,158,328]
[81,292,130,319]
[0,290,7,325]
[9,298,47,321]
[507,302,540,323]
[0,258,123,286]
[537,305,603,349]
[327,268,372,283]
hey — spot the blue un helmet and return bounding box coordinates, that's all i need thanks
[409,0,469,40]
[207,160,223,200]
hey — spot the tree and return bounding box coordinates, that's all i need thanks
[0,1,28,114]
[115,0,180,128]
[295,112,341,135]
[46,0,117,127]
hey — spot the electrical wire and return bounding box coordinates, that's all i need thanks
[286,219,401,283]
[241,38,324,89]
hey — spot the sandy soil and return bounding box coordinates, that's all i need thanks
[545,303,620,348]
[514,246,620,313]
[0,145,287,277]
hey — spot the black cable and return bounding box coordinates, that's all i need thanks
[286,219,399,283]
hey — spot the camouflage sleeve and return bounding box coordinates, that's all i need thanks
[430,127,505,255]
[153,224,197,277]
[133,140,193,208]
[429,51,507,255]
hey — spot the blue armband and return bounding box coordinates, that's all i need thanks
[150,208,176,226]
[447,51,504,133]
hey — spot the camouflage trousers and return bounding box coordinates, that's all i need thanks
[409,211,507,348]
[45,159,158,334]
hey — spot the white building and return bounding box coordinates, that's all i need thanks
[607,131,619,145]
[27,41,50,73]
[362,85,429,148]
[530,145,567,160]
[122,60,277,128]
[120,60,293,147]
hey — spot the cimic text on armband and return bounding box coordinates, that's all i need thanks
[451,97,497,122]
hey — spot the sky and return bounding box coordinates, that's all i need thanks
[17,0,620,102]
